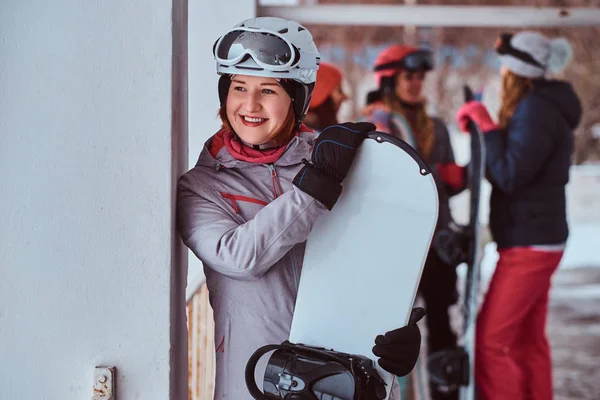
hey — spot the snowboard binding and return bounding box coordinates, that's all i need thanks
[245,341,387,400]
[427,347,469,393]
[433,222,469,268]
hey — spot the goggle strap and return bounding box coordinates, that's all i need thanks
[374,59,432,72]
[496,33,545,69]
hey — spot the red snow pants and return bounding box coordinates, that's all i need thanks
[476,247,563,400]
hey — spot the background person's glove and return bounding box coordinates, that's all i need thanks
[372,307,426,377]
[456,100,499,133]
[436,162,468,192]
[293,122,376,210]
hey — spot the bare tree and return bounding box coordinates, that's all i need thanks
[306,0,600,163]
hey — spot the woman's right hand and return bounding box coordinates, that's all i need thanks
[372,307,425,377]
[293,122,376,210]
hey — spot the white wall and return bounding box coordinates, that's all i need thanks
[0,1,187,399]
[186,0,256,299]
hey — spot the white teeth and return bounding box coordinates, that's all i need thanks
[244,116,265,123]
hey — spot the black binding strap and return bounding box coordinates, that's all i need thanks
[245,344,280,400]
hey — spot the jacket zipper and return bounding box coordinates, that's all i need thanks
[265,164,299,287]
[220,192,268,214]
[267,163,284,199]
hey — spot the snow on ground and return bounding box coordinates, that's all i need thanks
[549,266,600,400]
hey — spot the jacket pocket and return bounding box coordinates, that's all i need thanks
[227,304,293,399]
[220,192,269,219]
[214,312,231,398]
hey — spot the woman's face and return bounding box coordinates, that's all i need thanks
[330,84,348,114]
[226,75,292,145]
[394,69,426,104]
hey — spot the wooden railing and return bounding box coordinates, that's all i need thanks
[186,282,215,400]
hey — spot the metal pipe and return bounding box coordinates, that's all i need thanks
[258,5,600,27]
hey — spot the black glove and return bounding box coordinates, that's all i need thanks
[293,122,376,210]
[372,307,426,377]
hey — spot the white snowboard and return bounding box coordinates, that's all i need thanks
[289,132,439,399]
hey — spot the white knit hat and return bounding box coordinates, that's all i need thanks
[497,31,573,78]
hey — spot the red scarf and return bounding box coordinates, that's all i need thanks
[210,125,312,164]
[223,130,288,164]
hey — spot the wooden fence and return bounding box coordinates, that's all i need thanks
[186,282,215,400]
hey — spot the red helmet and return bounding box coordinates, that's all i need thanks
[373,45,434,88]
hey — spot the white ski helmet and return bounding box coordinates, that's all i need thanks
[213,17,321,126]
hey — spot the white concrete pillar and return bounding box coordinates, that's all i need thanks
[0,0,187,398]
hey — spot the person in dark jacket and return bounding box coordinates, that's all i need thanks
[363,44,467,400]
[456,31,582,400]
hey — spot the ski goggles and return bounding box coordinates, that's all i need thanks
[374,49,434,73]
[214,28,304,71]
[495,33,544,69]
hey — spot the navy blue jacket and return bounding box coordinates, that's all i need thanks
[484,80,581,249]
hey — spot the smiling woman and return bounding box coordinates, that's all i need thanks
[218,75,295,148]
[177,16,421,400]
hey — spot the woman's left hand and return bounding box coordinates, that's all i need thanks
[372,307,425,377]
[293,122,375,210]
[456,100,498,133]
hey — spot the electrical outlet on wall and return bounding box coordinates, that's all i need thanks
[92,366,115,400]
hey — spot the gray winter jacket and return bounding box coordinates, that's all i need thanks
[178,129,401,399]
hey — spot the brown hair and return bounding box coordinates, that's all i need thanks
[218,102,297,146]
[498,70,534,131]
[384,95,435,162]
[304,96,338,132]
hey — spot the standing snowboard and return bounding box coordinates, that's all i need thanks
[428,86,486,400]
[285,131,439,399]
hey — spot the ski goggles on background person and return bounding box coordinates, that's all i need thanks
[374,49,435,73]
[213,27,316,71]
[494,32,545,69]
